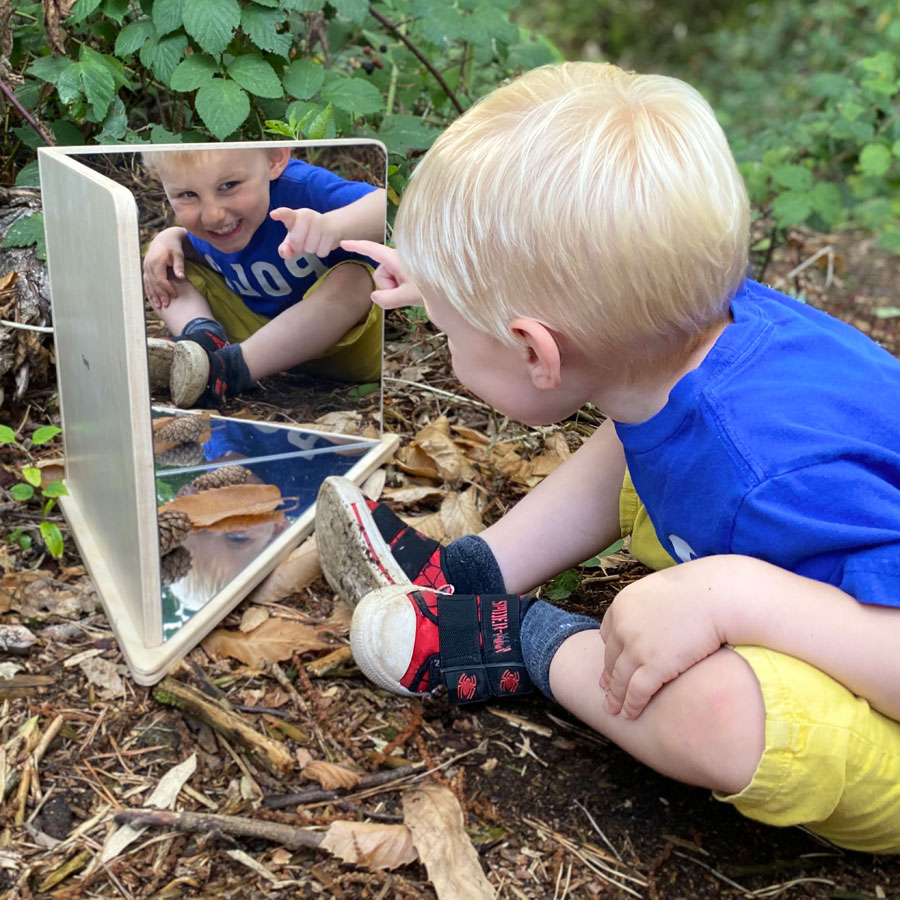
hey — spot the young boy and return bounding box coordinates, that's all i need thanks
[142,146,386,407]
[315,61,900,854]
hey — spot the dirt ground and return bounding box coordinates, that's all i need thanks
[1,227,899,899]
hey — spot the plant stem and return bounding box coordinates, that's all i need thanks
[367,5,465,115]
[0,74,56,146]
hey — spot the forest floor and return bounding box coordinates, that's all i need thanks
[1,226,899,899]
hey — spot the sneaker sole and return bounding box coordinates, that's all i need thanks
[316,477,409,605]
[350,586,420,696]
[146,338,209,408]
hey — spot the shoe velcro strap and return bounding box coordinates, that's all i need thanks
[437,594,532,704]
[372,507,440,578]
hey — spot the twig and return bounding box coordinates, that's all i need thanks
[0,72,56,146]
[367,6,465,115]
[384,376,494,411]
[113,808,326,850]
[771,245,835,291]
[261,762,424,809]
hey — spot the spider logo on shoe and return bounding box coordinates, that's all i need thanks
[456,672,479,702]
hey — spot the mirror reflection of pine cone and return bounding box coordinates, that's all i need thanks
[160,545,192,588]
[191,465,254,491]
[155,415,206,444]
[158,509,192,555]
[154,441,206,469]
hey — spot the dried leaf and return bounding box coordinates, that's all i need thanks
[79,657,125,698]
[416,417,475,485]
[160,484,283,528]
[202,618,328,667]
[0,270,18,293]
[239,607,269,633]
[311,410,363,434]
[247,536,321,604]
[439,487,484,540]
[302,760,363,791]
[320,820,418,870]
[400,511,446,543]
[394,443,440,480]
[326,598,354,631]
[382,485,446,505]
[360,468,386,501]
[402,782,495,899]
[201,511,286,533]
[42,0,76,55]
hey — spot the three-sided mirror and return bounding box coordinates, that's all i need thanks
[38,141,398,683]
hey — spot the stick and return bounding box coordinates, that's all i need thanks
[114,808,325,850]
[152,677,293,778]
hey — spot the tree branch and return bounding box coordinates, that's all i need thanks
[0,73,56,147]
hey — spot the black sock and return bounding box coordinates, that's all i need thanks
[440,535,506,594]
[177,317,229,356]
[205,343,252,404]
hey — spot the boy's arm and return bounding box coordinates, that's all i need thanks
[270,188,386,260]
[143,226,190,308]
[600,553,900,721]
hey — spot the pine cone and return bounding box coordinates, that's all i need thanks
[154,415,206,444]
[154,441,206,469]
[191,465,254,491]
[160,545,192,588]
[158,509,192,555]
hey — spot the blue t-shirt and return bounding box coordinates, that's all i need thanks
[188,158,377,318]
[615,279,900,608]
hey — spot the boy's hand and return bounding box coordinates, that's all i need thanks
[271,207,342,259]
[340,240,425,309]
[143,228,187,309]
[599,560,728,719]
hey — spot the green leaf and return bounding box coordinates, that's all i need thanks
[462,6,518,45]
[879,230,900,254]
[195,77,250,138]
[893,140,900,159]
[859,51,896,81]
[247,0,279,6]
[0,424,15,444]
[40,521,65,558]
[306,102,333,139]
[281,0,323,9]
[543,568,580,601]
[23,467,41,488]
[418,5,464,47]
[581,539,625,567]
[42,481,69,499]
[321,77,384,116]
[150,124,183,143]
[873,306,900,318]
[1,213,46,258]
[329,0,367,23]
[859,143,892,177]
[80,45,116,120]
[115,19,156,57]
[771,190,811,227]
[808,181,843,225]
[282,58,325,100]
[32,425,62,445]
[55,63,85,106]
[227,53,283,98]
[153,0,185,36]
[183,0,241,56]
[140,32,189,82]
[28,56,71,85]
[240,7,292,57]
[101,0,130,24]
[69,0,103,23]
[807,72,850,98]
[771,163,812,191]
[15,161,41,188]
[377,114,438,154]
[170,53,219,91]
[11,484,35,502]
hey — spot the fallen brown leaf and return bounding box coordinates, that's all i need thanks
[160,484,283,528]
[247,536,321,605]
[320,820,417,870]
[239,607,269,633]
[302,760,363,791]
[402,781,495,899]
[439,487,484,540]
[202,618,329,667]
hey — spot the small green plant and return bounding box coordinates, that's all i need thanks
[543,538,625,601]
[0,423,68,558]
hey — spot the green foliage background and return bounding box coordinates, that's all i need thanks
[2,0,900,249]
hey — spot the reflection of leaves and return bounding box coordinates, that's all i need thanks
[320,820,417,871]
[202,618,328,667]
[248,536,321,604]
[160,484,283,528]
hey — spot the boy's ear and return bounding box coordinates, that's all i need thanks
[509,317,562,390]
[267,147,291,180]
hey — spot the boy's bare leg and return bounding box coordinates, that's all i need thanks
[550,630,766,794]
[239,263,374,381]
[481,418,627,594]
[156,279,216,336]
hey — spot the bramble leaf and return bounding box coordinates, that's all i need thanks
[195,78,250,138]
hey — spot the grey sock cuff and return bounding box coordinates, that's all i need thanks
[183,317,228,342]
[442,534,506,594]
[520,600,599,701]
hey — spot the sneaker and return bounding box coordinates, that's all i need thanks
[316,476,453,605]
[351,586,532,703]
[147,338,209,408]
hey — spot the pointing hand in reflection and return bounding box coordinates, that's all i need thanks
[271,207,342,260]
[340,240,425,309]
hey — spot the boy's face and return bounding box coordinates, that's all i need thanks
[158,149,289,254]
[423,289,590,426]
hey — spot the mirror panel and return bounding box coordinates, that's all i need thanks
[55,141,386,640]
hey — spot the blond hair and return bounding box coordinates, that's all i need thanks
[394,62,749,366]
[142,147,278,181]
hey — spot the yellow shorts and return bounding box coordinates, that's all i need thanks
[619,472,900,854]
[184,260,383,384]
